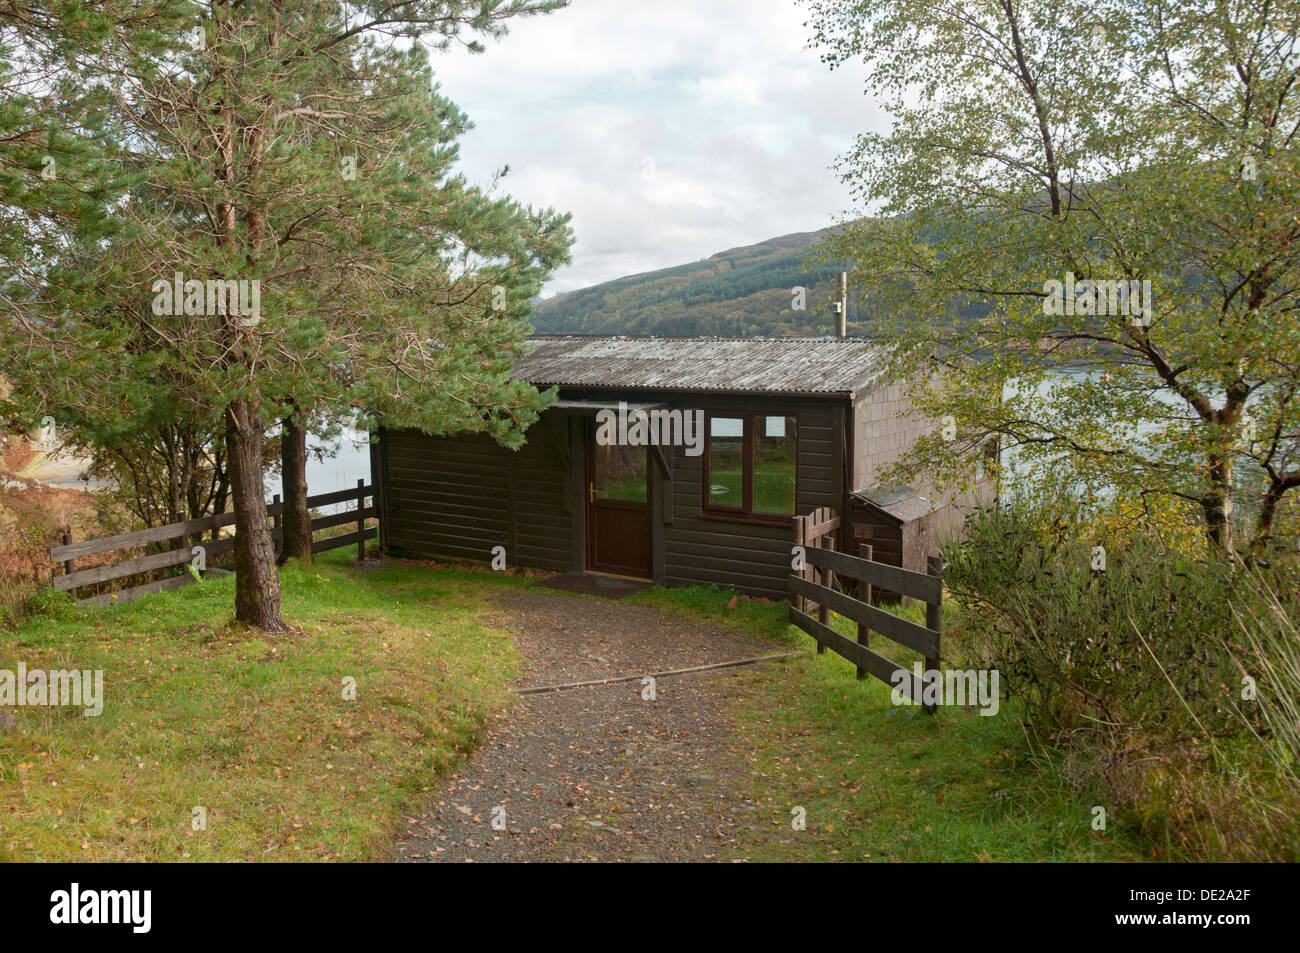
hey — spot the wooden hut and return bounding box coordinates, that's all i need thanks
[372,335,981,600]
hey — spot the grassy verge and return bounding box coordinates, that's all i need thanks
[0,550,524,861]
[630,585,1145,862]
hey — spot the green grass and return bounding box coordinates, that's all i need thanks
[0,549,525,862]
[2,557,1151,863]
[627,585,1146,862]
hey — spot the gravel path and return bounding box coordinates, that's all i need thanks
[392,588,779,863]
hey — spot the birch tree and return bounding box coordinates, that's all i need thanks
[805,0,1300,553]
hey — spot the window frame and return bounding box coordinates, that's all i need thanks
[701,412,798,524]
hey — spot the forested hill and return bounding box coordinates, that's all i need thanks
[530,228,863,337]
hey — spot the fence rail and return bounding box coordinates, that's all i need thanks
[789,507,943,710]
[51,480,376,607]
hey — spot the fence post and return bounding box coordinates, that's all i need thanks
[356,478,366,561]
[61,530,76,602]
[856,543,872,679]
[271,493,282,560]
[816,532,832,654]
[924,554,944,713]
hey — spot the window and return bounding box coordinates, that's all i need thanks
[707,417,745,509]
[754,415,797,515]
[703,414,797,518]
[591,441,648,503]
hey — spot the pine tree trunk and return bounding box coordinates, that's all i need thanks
[280,402,312,563]
[226,400,288,632]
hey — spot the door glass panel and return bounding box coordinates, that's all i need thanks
[708,416,744,507]
[591,440,647,503]
[753,415,797,515]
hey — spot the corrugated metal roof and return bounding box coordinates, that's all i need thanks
[852,487,938,524]
[513,335,889,396]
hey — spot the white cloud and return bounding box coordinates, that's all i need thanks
[427,0,889,296]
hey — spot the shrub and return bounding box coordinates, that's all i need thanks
[22,587,77,621]
[1220,570,1300,860]
[943,502,1298,859]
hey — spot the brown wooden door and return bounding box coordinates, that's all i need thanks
[585,423,652,578]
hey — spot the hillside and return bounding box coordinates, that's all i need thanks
[531,228,867,337]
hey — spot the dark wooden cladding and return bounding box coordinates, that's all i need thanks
[379,392,846,599]
[383,413,573,571]
[850,507,904,601]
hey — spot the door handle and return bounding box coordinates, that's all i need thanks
[588,482,597,502]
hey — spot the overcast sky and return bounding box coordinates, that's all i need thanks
[428,0,887,297]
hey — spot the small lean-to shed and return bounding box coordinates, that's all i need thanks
[848,487,970,600]
[373,335,974,600]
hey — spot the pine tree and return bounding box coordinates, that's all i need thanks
[4,0,570,630]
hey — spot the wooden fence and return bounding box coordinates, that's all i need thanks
[789,506,943,710]
[50,480,377,607]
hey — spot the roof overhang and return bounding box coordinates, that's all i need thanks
[545,398,671,414]
[536,384,855,402]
